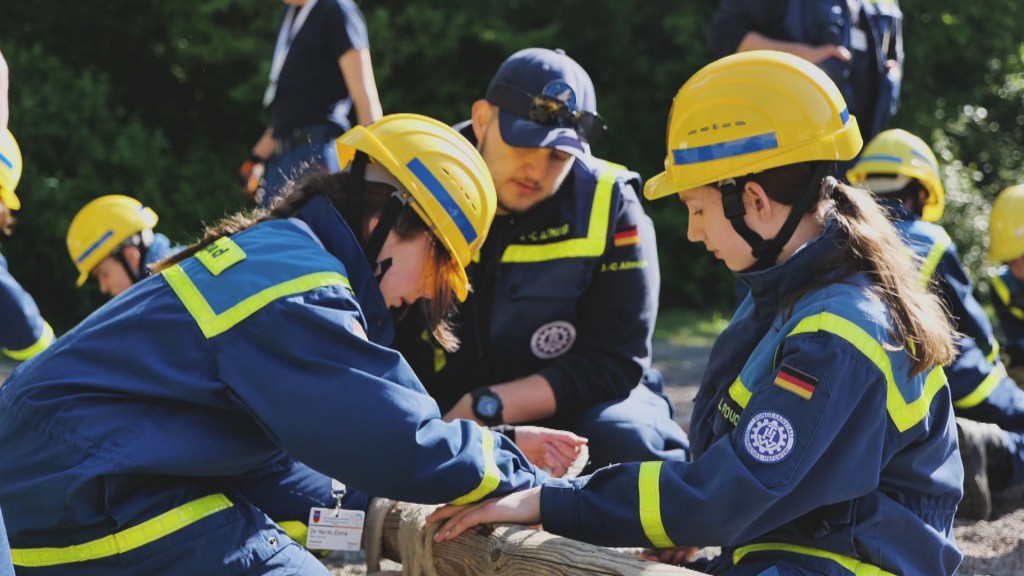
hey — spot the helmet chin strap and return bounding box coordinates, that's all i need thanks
[720,162,830,271]
[348,150,410,288]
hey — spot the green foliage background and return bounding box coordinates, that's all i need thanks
[1,0,1022,332]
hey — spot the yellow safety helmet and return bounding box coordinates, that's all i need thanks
[67,195,159,286]
[989,184,1024,263]
[846,129,945,222]
[644,50,862,200]
[0,129,23,210]
[335,113,496,301]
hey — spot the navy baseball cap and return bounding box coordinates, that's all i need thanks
[484,48,604,155]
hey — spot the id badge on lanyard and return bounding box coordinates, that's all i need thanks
[263,0,319,107]
[306,479,365,551]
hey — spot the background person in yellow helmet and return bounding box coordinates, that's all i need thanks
[430,51,963,575]
[393,48,688,474]
[66,195,181,298]
[989,184,1024,379]
[0,114,560,575]
[0,128,54,362]
[848,129,1024,521]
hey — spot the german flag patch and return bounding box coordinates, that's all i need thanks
[613,225,640,247]
[774,364,818,400]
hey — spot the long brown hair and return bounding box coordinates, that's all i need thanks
[745,162,956,376]
[155,171,462,350]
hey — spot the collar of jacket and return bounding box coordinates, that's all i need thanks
[877,197,918,222]
[295,194,395,345]
[736,218,843,317]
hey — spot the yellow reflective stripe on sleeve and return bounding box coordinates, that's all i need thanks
[500,165,619,263]
[987,339,1000,365]
[953,361,1007,409]
[11,493,233,568]
[918,233,950,288]
[2,321,54,361]
[734,542,896,576]
[638,461,675,549]
[788,312,946,432]
[728,377,752,408]
[449,427,501,505]
[194,236,246,276]
[990,274,1024,321]
[163,265,351,339]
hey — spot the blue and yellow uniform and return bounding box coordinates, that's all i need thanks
[538,222,963,575]
[0,250,53,361]
[395,131,689,470]
[883,200,1024,489]
[990,265,1024,369]
[0,195,543,575]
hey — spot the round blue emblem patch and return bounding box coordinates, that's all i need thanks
[541,80,576,111]
[743,411,796,464]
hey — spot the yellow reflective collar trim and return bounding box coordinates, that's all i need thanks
[163,265,351,339]
[638,461,675,549]
[734,542,896,576]
[500,165,620,263]
[449,426,501,505]
[11,493,233,568]
[419,329,446,373]
[728,377,752,408]
[195,236,246,276]
[990,274,1024,321]
[788,312,946,432]
[2,321,54,361]
[918,232,950,288]
[953,361,1006,409]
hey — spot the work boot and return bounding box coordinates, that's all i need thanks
[956,418,1010,521]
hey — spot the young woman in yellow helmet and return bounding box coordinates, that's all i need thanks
[0,114,566,575]
[848,130,1024,521]
[0,128,54,362]
[66,195,181,298]
[431,51,963,575]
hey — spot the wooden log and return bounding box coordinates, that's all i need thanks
[370,499,703,576]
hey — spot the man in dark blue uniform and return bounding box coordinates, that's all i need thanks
[395,48,688,472]
[241,0,383,207]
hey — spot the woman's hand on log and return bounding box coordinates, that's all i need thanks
[427,487,543,542]
[513,426,587,478]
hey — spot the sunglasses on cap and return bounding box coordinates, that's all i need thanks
[486,82,606,145]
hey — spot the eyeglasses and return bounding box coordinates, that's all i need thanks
[486,82,606,145]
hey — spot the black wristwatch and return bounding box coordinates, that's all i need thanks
[470,387,504,426]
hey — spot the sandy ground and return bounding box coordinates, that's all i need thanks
[4,341,1022,575]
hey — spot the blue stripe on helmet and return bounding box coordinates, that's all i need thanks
[840,108,850,125]
[859,154,902,164]
[406,158,478,245]
[672,132,779,165]
[76,230,115,264]
[0,151,13,170]
[911,149,938,172]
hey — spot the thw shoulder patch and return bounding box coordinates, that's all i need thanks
[774,364,818,400]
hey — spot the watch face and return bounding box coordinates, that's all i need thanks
[477,395,500,418]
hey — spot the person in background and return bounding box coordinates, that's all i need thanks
[66,194,180,298]
[430,51,963,576]
[0,114,556,575]
[847,129,1024,521]
[393,48,688,473]
[988,184,1024,383]
[0,103,54,362]
[708,0,903,147]
[240,0,383,208]
[0,44,19,576]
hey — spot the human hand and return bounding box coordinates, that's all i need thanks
[238,154,265,198]
[801,43,852,64]
[641,545,701,566]
[427,487,543,542]
[513,426,588,478]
